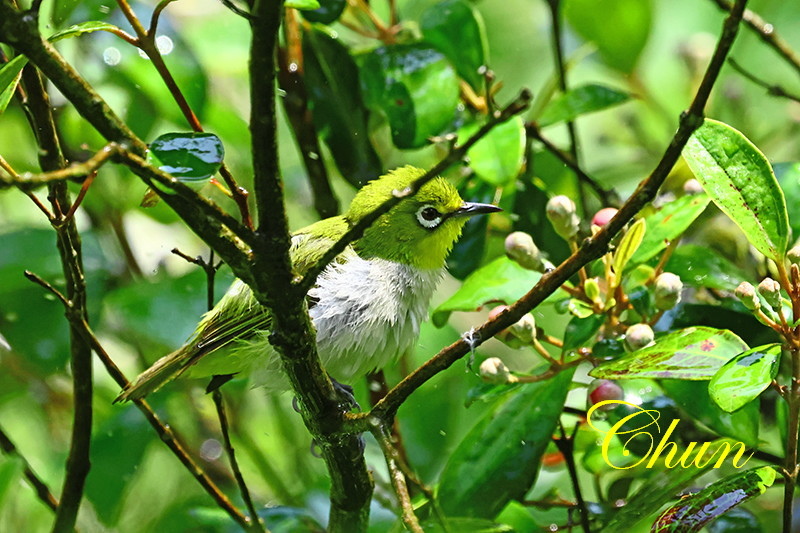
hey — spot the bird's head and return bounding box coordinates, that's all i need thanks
[346,166,501,269]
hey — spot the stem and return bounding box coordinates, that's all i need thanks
[554,423,590,533]
[373,425,423,533]
[0,425,59,512]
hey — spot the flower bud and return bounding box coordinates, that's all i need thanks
[588,379,624,410]
[683,179,704,195]
[592,207,618,228]
[788,245,800,265]
[479,357,517,384]
[654,272,683,310]
[546,195,580,240]
[758,278,782,308]
[735,281,760,311]
[625,323,655,351]
[505,231,546,272]
[509,313,537,345]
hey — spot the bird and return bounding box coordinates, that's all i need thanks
[115,166,501,402]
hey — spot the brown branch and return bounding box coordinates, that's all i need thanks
[0,142,118,190]
[727,57,800,103]
[350,0,750,428]
[372,426,423,533]
[298,90,533,293]
[0,424,59,512]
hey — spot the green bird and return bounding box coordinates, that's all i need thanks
[115,166,500,402]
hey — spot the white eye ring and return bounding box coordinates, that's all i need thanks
[416,205,442,229]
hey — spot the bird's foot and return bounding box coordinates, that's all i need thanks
[331,378,360,412]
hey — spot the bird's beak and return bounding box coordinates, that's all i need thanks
[452,202,503,217]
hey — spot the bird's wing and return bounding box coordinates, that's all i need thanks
[115,216,350,402]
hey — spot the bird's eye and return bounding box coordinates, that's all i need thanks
[416,205,442,229]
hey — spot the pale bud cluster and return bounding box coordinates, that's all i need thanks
[546,195,580,240]
[757,278,781,309]
[479,357,518,384]
[654,272,683,310]
[625,323,655,351]
[735,282,760,311]
[504,231,551,272]
[488,305,537,348]
[788,245,800,265]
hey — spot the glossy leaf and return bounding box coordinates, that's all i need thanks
[664,245,749,292]
[613,218,645,276]
[285,0,320,10]
[652,467,776,532]
[630,194,711,265]
[420,0,488,89]
[774,162,800,240]
[661,380,759,447]
[300,0,346,24]
[459,116,525,186]
[148,132,224,182]
[432,256,541,327]
[49,20,121,42]
[565,0,652,73]
[359,43,460,149]
[438,369,574,518]
[0,55,26,114]
[709,344,781,412]
[538,84,631,127]
[303,28,382,186]
[683,119,789,261]
[563,314,605,352]
[590,327,748,380]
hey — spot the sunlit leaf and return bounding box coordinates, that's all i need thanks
[652,467,776,532]
[459,116,525,186]
[49,20,122,42]
[664,245,749,292]
[0,55,26,114]
[683,119,789,261]
[538,84,631,127]
[590,327,748,380]
[613,218,645,276]
[148,132,224,182]
[630,194,710,265]
[709,344,781,413]
[285,0,320,10]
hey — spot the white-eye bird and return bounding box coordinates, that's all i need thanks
[115,166,500,402]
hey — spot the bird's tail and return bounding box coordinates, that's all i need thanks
[114,345,193,403]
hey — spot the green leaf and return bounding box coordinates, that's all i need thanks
[775,162,800,240]
[630,194,711,265]
[300,0,346,24]
[458,116,525,186]
[708,344,781,413]
[432,256,541,327]
[538,84,631,127]
[147,132,224,182]
[420,0,488,89]
[359,43,460,149]
[448,180,495,279]
[438,369,575,518]
[0,55,26,114]
[303,28,382,186]
[564,0,652,73]
[661,380,759,447]
[652,467,776,532]
[682,119,790,261]
[49,21,121,42]
[664,245,749,292]
[285,0,320,10]
[589,327,749,380]
[613,218,646,276]
[563,314,604,352]
[418,517,514,533]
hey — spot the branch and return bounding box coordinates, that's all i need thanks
[0,424,59,512]
[352,0,750,427]
[727,57,800,103]
[0,143,118,190]
[298,90,533,293]
[372,426,423,533]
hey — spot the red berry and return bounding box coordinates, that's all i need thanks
[589,379,624,406]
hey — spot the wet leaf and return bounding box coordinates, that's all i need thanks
[420,0,488,89]
[664,245,749,292]
[459,116,525,186]
[300,0,346,24]
[148,132,224,182]
[652,467,776,532]
[630,194,710,265]
[683,119,789,261]
[709,344,781,413]
[49,20,121,42]
[538,84,631,127]
[359,43,459,149]
[563,314,604,352]
[590,327,748,380]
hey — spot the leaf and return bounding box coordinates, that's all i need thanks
[459,116,526,186]
[563,314,605,352]
[774,162,800,241]
[613,218,646,277]
[661,380,759,447]
[303,28,382,186]
[538,84,631,127]
[418,517,514,533]
[147,132,224,182]
[438,369,575,518]
[0,55,26,114]
[630,194,711,265]
[664,245,749,292]
[448,180,495,279]
[652,466,776,532]
[564,0,652,73]
[590,327,748,380]
[709,344,781,413]
[420,0,488,89]
[359,43,460,149]
[49,21,121,42]
[433,256,541,327]
[682,119,789,261]
[300,0,346,24]
[284,0,320,10]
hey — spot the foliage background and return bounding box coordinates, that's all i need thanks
[1,0,800,531]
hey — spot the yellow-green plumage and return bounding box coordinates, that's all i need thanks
[115,166,500,402]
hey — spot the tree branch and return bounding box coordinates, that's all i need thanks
[727,57,800,103]
[0,424,59,512]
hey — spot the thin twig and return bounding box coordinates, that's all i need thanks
[0,142,119,190]
[0,424,59,512]
[554,423,591,533]
[727,57,800,103]
[372,425,424,533]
